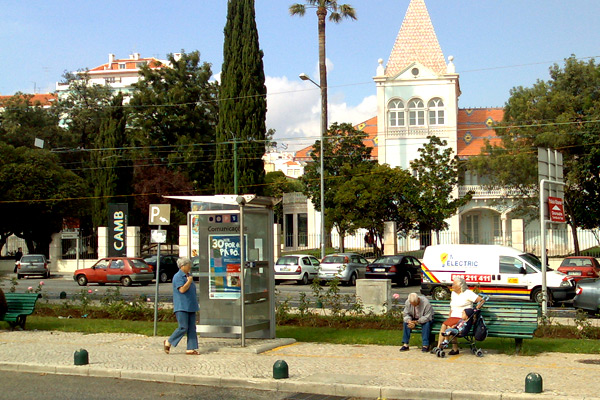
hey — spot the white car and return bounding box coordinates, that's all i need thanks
[274,254,320,285]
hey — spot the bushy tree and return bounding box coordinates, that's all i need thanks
[130,51,218,193]
[215,0,267,195]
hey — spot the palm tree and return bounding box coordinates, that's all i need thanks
[289,1,356,137]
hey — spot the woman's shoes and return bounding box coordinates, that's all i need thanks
[163,340,171,354]
[186,350,200,355]
[399,345,409,352]
[421,346,430,352]
[448,349,460,355]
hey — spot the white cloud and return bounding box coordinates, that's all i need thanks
[265,75,376,152]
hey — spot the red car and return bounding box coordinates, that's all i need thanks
[73,257,154,287]
[557,256,600,282]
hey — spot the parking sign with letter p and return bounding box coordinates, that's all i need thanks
[149,204,171,225]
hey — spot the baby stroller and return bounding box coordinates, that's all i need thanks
[431,307,485,358]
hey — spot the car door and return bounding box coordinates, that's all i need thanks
[300,256,312,276]
[351,255,368,279]
[408,256,422,281]
[91,259,109,283]
[308,256,320,277]
[499,255,530,299]
[107,259,125,283]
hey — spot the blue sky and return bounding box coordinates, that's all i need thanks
[1,1,599,150]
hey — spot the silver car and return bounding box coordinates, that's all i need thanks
[573,278,600,314]
[275,254,320,285]
[16,254,50,279]
[318,253,369,286]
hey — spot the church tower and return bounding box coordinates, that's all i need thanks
[374,0,460,169]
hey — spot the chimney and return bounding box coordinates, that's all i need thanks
[108,53,115,67]
[130,53,140,60]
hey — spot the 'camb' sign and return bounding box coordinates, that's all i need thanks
[108,203,128,257]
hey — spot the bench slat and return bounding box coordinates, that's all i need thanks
[1,293,41,330]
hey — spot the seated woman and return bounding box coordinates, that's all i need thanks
[435,277,485,355]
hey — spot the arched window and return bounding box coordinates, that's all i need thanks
[388,99,405,127]
[408,99,425,126]
[428,98,445,125]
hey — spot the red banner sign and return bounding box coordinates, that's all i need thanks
[548,196,566,223]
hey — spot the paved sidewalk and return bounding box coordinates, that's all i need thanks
[0,330,599,399]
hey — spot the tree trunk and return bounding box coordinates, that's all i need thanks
[317,7,328,141]
[568,221,581,255]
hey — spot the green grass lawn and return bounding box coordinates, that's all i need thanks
[11,316,599,356]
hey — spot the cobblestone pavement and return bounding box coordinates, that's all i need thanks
[0,330,599,400]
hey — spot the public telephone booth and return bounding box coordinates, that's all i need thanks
[167,195,276,344]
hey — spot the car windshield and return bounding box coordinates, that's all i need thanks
[322,256,347,264]
[519,253,552,271]
[130,259,149,268]
[144,256,157,263]
[22,255,43,263]
[373,256,401,264]
[277,256,299,265]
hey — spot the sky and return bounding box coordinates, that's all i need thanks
[1,1,600,151]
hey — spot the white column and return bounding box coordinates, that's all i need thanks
[383,221,397,255]
[126,226,140,258]
[179,225,188,258]
[98,227,107,259]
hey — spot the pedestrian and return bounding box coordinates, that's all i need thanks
[163,257,200,355]
[13,247,23,273]
[400,292,434,352]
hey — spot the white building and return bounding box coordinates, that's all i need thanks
[55,53,171,102]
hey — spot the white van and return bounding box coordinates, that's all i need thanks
[420,245,576,304]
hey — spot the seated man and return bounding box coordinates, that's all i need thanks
[400,293,434,352]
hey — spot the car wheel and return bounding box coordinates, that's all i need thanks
[76,275,88,286]
[275,280,282,285]
[159,271,169,283]
[348,273,357,286]
[98,283,105,286]
[400,273,410,287]
[121,276,132,287]
[432,286,451,300]
[17,274,22,280]
[298,273,309,285]
[140,282,150,286]
[531,288,552,305]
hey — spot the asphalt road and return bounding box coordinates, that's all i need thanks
[0,371,353,400]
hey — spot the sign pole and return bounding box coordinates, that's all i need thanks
[153,225,161,336]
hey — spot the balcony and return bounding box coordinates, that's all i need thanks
[386,126,453,138]
[459,185,532,199]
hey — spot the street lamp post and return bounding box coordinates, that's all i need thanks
[299,73,326,259]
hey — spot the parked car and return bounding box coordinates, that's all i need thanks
[573,278,600,314]
[143,254,179,283]
[73,257,154,287]
[16,254,51,279]
[318,253,369,286]
[191,256,200,280]
[558,256,600,282]
[365,255,422,287]
[275,254,320,285]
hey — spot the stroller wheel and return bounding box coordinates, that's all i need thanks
[439,351,446,358]
[471,347,477,354]
[476,350,484,357]
[430,347,438,354]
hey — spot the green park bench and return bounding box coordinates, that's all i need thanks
[412,300,541,353]
[1,293,42,330]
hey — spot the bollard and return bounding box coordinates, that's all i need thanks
[273,360,289,379]
[74,349,89,366]
[525,372,543,393]
[59,291,67,299]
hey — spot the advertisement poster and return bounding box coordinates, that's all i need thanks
[107,203,128,257]
[190,215,200,258]
[208,234,245,299]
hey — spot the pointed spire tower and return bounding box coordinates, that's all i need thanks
[385,0,446,77]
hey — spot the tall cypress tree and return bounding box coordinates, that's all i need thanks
[215,0,267,195]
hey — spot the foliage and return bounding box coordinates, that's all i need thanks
[263,171,304,223]
[301,122,373,244]
[410,136,472,236]
[215,0,267,195]
[468,56,600,250]
[130,51,218,193]
[90,93,133,228]
[0,144,87,254]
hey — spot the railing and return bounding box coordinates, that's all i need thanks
[458,185,534,199]
[61,234,98,260]
[385,126,454,138]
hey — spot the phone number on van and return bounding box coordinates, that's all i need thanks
[451,274,492,283]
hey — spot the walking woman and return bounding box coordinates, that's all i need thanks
[164,257,200,355]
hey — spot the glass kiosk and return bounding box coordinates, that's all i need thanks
[177,195,276,346]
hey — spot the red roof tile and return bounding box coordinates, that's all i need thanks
[457,108,504,157]
[0,93,57,107]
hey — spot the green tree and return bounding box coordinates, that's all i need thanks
[0,144,87,255]
[90,93,133,228]
[130,51,219,193]
[301,122,373,244]
[264,171,304,223]
[215,0,267,195]
[289,1,356,142]
[468,56,600,253]
[410,136,472,242]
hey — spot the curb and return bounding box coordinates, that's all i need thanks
[1,362,599,400]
